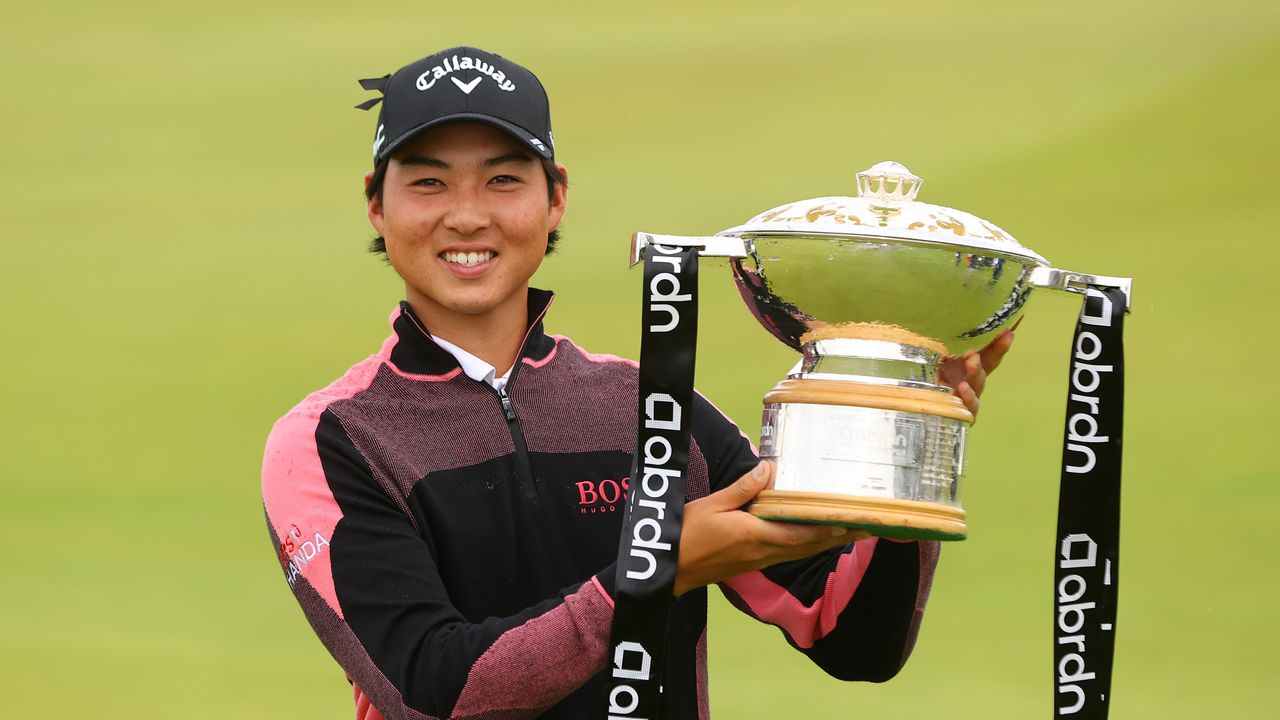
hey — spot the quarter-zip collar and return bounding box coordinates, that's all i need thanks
[387,288,556,378]
[430,335,511,390]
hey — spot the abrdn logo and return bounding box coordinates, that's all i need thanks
[576,478,629,513]
[417,54,517,93]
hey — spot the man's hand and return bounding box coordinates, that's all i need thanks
[938,325,1017,421]
[674,461,868,596]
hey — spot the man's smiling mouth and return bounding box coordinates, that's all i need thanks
[441,250,496,267]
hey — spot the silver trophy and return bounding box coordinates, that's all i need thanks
[630,161,1131,541]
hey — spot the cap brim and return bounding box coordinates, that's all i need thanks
[376,113,554,165]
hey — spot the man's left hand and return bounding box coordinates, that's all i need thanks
[938,325,1017,422]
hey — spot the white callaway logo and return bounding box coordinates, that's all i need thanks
[372,124,387,158]
[417,54,516,93]
[451,76,482,94]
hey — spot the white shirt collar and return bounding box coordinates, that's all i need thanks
[429,335,512,391]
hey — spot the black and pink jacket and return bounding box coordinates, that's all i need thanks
[261,289,940,720]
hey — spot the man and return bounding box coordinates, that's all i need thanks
[262,46,1013,720]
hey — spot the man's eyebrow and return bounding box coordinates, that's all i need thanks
[483,151,534,168]
[398,154,449,169]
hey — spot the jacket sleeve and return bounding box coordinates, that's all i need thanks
[262,407,616,720]
[691,392,941,682]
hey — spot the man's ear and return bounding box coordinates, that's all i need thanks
[548,163,568,230]
[365,171,385,236]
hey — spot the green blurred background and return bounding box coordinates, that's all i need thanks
[3,0,1277,717]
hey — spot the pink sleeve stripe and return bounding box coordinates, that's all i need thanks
[452,579,614,717]
[590,575,614,608]
[722,537,879,649]
[261,356,384,620]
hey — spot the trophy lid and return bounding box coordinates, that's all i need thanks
[718,161,1048,265]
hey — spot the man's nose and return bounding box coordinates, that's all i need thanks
[442,190,491,235]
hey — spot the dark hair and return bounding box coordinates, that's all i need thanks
[365,155,567,256]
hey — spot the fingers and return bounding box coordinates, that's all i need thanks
[956,380,980,421]
[978,328,1016,376]
[747,522,877,565]
[953,326,1016,420]
[705,460,773,510]
[752,518,849,549]
[965,352,987,397]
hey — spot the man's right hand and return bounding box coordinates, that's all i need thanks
[673,461,869,596]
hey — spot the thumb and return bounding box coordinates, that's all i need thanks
[706,461,772,510]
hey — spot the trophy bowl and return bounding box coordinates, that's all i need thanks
[632,161,1130,541]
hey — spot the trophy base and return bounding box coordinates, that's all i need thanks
[758,378,972,542]
[750,490,967,541]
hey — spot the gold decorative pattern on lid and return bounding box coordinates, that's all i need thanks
[719,160,1046,265]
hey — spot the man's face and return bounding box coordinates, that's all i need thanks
[367,122,567,324]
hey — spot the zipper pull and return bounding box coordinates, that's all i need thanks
[497,387,517,421]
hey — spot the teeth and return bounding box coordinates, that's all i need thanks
[442,251,495,267]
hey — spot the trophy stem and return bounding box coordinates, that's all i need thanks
[795,337,945,391]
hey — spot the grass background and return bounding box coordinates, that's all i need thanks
[2,0,1277,717]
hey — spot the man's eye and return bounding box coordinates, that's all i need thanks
[413,178,444,187]
[491,175,519,185]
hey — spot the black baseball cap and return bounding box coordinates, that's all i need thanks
[356,46,555,166]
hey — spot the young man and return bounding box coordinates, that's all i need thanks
[262,46,1013,720]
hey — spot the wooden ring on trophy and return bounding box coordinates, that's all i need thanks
[749,492,968,541]
[764,378,974,423]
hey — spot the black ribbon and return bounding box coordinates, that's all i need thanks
[606,244,699,720]
[1053,285,1126,718]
